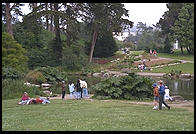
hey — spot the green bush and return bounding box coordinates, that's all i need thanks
[2,79,42,100]
[2,66,25,80]
[25,70,46,85]
[92,73,155,100]
[34,66,68,84]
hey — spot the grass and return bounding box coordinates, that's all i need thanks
[2,99,194,131]
[158,49,194,61]
[145,63,194,74]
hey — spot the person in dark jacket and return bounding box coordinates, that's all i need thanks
[76,79,82,99]
[61,81,66,100]
[158,80,170,110]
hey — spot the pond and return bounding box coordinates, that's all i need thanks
[67,75,194,100]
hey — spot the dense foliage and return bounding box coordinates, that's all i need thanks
[2,79,42,100]
[25,66,68,84]
[2,67,25,80]
[92,73,154,100]
[2,32,28,72]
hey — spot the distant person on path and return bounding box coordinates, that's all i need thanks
[153,50,157,56]
[76,79,82,99]
[158,80,170,110]
[18,92,31,105]
[80,79,89,98]
[68,81,75,99]
[61,81,66,100]
[152,83,159,110]
[164,86,173,102]
[150,49,152,55]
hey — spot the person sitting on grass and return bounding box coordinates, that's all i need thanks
[18,92,31,105]
[28,97,50,104]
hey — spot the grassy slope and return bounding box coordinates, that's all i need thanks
[145,63,194,74]
[2,99,194,131]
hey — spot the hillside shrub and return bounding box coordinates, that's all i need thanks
[92,73,155,100]
[2,66,25,80]
[2,79,42,100]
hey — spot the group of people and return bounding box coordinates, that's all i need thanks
[18,92,50,105]
[138,60,147,71]
[61,79,89,100]
[152,80,172,110]
[150,49,157,56]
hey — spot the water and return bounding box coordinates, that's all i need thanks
[150,77,194,100]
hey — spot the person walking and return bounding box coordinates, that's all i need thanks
[158,80,170,110]
[61,81,66,100]
[152,83,159,110]
[164,86,173,102]
[68,81,75,99]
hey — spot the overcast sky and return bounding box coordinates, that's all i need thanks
[123,3,168,27]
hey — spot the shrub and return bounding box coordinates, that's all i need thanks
[2,79,42,100]
[92,73,155,100]
[2,66,25,80]
[25,70,46,85]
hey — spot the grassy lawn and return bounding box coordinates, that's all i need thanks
[145,63,194,74]
[2,99,194,131]
[158,49,194,61]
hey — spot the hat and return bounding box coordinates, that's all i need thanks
[62,81,65,83]
[158,80,163,83]
[152,83,157,87]
[24,92,27,94]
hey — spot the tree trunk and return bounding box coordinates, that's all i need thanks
[180,46,184,55]
[5,3,13,35]
[54,3,62,65]
[89,28,98,63]
[45,3,49,30]
[186,47,191,54]
[50,3,54,32]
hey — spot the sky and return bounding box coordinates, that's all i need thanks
[19,3,168,40]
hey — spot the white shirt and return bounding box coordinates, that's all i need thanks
[69,83,75,93]
[80,80,87,88]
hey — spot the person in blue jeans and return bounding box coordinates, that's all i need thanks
[68,81,75,99]
[80,79,88,98]
[158,80,170,110]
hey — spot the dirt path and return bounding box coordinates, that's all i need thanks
[50,94,194,112]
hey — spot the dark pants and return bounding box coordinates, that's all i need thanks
[62,91,65,99]
[80,89,83,98]
[159,94,170,110]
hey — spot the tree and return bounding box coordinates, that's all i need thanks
[79,3,133,63]
[157,3,183,53]
[3,3,24,36]
[169,3,194,54]
[2,32,28,72]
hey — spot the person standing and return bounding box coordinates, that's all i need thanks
[68,81,75,99]
[76,79,82,99]
[158,80,170,110]
[80,79,88,98]
[61,81,66,100]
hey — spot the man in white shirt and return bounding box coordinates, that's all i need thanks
[80,79,88,98]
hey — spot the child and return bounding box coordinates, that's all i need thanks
[164,86,173,102]
[152,83,159,110]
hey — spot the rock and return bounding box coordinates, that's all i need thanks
[121,68,131,73]
[172,96,184,101]
[92,73,102,77]
[43,90,51,96]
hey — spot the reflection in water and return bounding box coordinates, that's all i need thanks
[174,81,178,91]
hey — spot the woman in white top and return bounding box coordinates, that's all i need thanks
[68,81,75,99]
